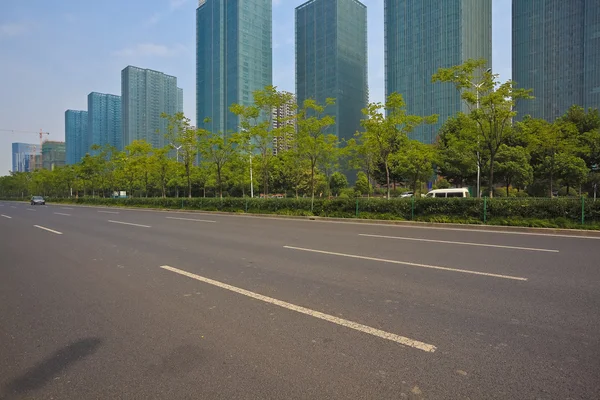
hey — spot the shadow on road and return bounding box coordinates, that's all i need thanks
[1,337,102,399]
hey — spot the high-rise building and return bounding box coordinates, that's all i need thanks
[11,143,40,172]
[385,0,492,144]
[513,0,600,121]
[196,0,273,135]
[272,93,296,155]
[42,141,66,171]
[121,66,183,149]
[65,110,88,165]
[88,92,122,152]
[295,0,368,143]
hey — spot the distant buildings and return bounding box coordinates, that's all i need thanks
[384,0,492,144]
[196,0,273,134]
[42,141,66,171]
[12,143,40,172]
[295,0,368,143]
[65,110,88,165]
[121,66,183,149]
[272,93,296,155]
[88,92,122,152]
[513,0,600,121]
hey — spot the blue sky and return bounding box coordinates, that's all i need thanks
[0,0,511,175]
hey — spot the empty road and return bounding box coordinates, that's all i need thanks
[1,201,599,399]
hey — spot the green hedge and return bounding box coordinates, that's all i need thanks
[5,196,599,229]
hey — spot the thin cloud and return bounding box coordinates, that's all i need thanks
[145,13,162,26]
[170,0,188,9]
[0,22,29,37]
[112,43,186,58]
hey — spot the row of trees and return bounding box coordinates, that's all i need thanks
[1,60,599,201]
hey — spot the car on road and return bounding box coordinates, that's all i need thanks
[424,188,470,198]
[30,196,46,205]
[399,191,414,198]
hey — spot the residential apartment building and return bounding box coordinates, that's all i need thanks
[88,92,122,152]
[65,110,88,165]
[42,141,66,171]
[272,93,296,155]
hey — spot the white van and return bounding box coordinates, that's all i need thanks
[424,188,470,198]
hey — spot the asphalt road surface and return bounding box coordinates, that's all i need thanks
[1,201,599,399]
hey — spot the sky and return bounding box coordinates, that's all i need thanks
[0,0,512,176]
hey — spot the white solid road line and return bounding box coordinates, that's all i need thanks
[34,225,63,235]
[54,212,71,216]
[166,216,216,223]
[1,215,12,219]
[108,220,151,228]
[359,233,559,253]
[160,265,437,352]
[98,210,120,214]
[284,246,528,281]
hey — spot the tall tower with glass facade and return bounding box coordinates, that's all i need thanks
[65,110,88,165]
[196,0,272,135]
[295,0,368,143]
[88,92,122,152]
[513,0,600,121]
[12,143,40,172]
[121,66,183,149]
[385,0,492,144]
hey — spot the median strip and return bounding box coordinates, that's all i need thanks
[283,246,528,281]
[108,220,151,228]
[160,265,437,353]
[34,225,63,235]
[166,217,216,223]
[359,233,559,253]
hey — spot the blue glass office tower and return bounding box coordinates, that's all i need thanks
[88,92,122,152]
[385,0,492,144]
[196,0,273,134]
[12,143,40,172]
[513,0,600,121]
[65,110,88,165]
[122,66,183,148]
[296,0,368,143]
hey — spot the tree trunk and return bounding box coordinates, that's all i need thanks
[506,182,510,197]
[488,154,495,198]
[550,171,554,198]
[310,164,316,211]
[385,162,391,200]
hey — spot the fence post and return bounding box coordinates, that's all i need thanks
[483,197,487,224]
[355,198,359,217]
[581,196,585,225]
[411,196,415,220]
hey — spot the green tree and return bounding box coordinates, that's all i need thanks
[296,98,337,209]
[149,146,175,198]
[162,112,198,198]
[395,140,436,195]
[494,144,533,196]
[354,171,372,196]
[556,153,589,195]
[432,59,533,197]
[231,86,296,196]
[198,126,240,199]
[329,172,348,196]
[436,114,479,188]
[359,92,437,199]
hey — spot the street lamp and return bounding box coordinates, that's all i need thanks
[462,68,491,198]
[170,143,182,163]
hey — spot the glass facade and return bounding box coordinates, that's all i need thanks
[295,0,368,142]
[121,66,182,149]
[513,0,600,121]
[196,0,273,135]
[65,109,88,165]
[12,142,40,172]
[88,92,122,152]
[42,141,66,171]
[385,0,492,144]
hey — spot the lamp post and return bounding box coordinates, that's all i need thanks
[239,127,254,198]
[170,143,182,197]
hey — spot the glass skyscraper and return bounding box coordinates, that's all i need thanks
[65,110,88,165]
[295,0,368,143]
[513,0,600,121]
[196,0,273,134]
[121,66,183,149]
[385,0,492,144]
[12,143,40,172]
[42,141,66,171]
[88,92,122,152]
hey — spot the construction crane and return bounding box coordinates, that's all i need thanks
[0,128,50,170]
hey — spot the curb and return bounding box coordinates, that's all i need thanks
[6,199,597,238]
